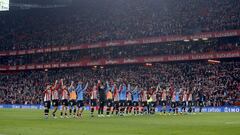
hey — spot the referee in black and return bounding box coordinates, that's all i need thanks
[98,81,107,117]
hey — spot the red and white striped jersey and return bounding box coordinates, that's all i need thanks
[161,90,167,101]
[172,93,176,102]
[151,91,157,102]
[61,89,69,100]
[142,91,147,102]
[113,87,119,101]
[182,92,187,101]
[91,85,98,99]
[43,88,51,101]
[51,85,60,100]
[52,90,59,100]
[188,93,192,101]
[127,92,132,101]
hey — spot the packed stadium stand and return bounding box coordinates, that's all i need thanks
[0,0,239,106]
[1,61,240,105]
[0,0,240,50]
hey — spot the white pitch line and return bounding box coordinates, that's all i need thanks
[225,122,240,125]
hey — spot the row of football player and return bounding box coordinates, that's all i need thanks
[43,79,205,118]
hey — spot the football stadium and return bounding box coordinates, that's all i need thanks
[0,0,240,135]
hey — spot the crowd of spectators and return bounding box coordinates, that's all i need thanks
[1,37,239,66]
[0,0,240,51]
[0,0,239,107]
[0,60,239,106]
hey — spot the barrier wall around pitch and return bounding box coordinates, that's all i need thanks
[0,104,240,113]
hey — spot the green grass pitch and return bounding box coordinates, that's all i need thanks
[0,109,239,135]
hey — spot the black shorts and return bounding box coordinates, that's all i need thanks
[191,101,196,106]
[44,101,51,109]
[161,101,167,106]
[99,100,105,107]
[150,102,156,107]
[107,99,113,107]
[119,100,126,107]
[199,101,204,107]
[69,99,76,107]
[126,100,132,106]
[113,101,119,108]
[141,101,147,107]
[171,102,176,108]
[77,100,84,108]
[61,99,68,106]
[52,100,59,107]
[188,101,192,107]
[181,101,186,107]
[133,101,139,107]
[91,99,97,107]
[175,101,179,107]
